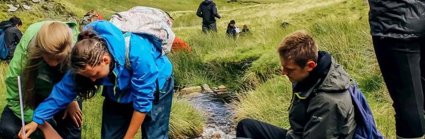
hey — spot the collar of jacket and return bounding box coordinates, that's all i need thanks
[293,51,332,99]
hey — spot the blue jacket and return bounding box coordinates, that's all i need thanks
[32,21,173,124]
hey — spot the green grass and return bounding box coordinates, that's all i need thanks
[80,95,204,139]
[0,0,398,138]
[169,97,205,139]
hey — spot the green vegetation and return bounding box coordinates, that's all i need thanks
[0,0,396,138]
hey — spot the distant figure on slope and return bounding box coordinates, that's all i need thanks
[226,20,238,39]
[239,24,251,36]
[196,0,221,33]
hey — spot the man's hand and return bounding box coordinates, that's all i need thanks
[62,101,82,127]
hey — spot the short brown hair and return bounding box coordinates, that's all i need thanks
[277,31,318,67]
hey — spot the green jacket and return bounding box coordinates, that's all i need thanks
[4,21,79,122]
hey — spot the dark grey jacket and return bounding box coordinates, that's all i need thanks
[196,0,221,25]
[4,26,22,59]
[368,0,425,39]
[287,58,357,139]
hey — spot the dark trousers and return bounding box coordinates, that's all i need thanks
[202,23,217,33]
[236,118,287,139]
[0,101,82,139]
[101,78,174,139]
[372,36,425,138]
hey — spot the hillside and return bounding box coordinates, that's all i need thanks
[0,0,396,138]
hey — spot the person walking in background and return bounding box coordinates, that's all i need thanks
[196,0,221,33]
[368,1,425,138]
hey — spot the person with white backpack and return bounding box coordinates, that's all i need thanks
[20,20,174,139]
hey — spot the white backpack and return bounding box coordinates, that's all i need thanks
[110,6,175,55]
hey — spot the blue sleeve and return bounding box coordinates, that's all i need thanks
[33,71,77,124]
[129,35,159,113]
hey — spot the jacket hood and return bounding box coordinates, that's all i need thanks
[294,57,351,99]
[202,0,213,5]
[84,20,126,67]
[316,58,351,92]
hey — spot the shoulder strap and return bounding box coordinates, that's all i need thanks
[154,79,160,104]
[124,33,131,70]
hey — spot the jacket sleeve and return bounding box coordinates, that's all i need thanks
[129,35,159,113]
[5,42,33,122]
[5,28,22,47]
[212,4,221,19]
[32,71,77,124]
[196,4,203,17]
[287,95,343,139]
[15,29,23,43]
[5,25,38,123]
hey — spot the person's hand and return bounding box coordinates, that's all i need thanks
[18,121,38,139]
[39,122,62,139]
[62,101,82,127]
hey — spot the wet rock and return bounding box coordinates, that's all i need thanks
[213,85,227,94]
[218,85,227,92]
[188,92,236,139]
[212,132,221,139]
[202,84,214,93]
[179,86,202,94]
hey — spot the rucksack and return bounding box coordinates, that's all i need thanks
[348,82,384,139]
[0,21,13,60]
[110,6,175,55]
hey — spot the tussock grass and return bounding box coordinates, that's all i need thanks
[0,0,397,138]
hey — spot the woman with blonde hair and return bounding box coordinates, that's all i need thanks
[0,21,82,139]
[22,20,174,139]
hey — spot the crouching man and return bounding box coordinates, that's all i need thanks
[236,31,357,139]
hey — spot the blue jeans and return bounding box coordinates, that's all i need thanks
[101,77,174,139]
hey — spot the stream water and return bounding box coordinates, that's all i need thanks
[187,92,236,139]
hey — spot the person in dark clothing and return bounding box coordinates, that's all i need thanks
[236,31,357,139]
[1,16,23,62]
[368,1,425,138]
[226,20,237,39]
[241,25,249,33]
[240,24,251,36]
[196,0,221,33]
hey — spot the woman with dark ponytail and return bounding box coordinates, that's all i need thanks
[21,21,174,139]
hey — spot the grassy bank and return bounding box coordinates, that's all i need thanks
[0,0,397,138]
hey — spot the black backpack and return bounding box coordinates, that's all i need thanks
[0,21,13,60]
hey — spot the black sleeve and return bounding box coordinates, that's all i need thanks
[212,4,221,19]
[5,28,22,48]
[196,4,203,17]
